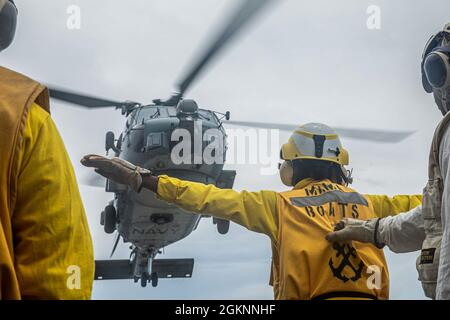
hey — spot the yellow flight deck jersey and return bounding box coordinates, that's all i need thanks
[157,175,421,300]
[0,67,94,299]
[10,103,94,299]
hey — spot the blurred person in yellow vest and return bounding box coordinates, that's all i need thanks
[81,123,421,300]
[0,0,94,299]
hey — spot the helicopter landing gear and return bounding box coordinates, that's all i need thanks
[213,218,230,235]
[141,272,149,288]
[131,248,160,288]
[104,205,117,234]
[140,272,158,287]
[151,272,158,287]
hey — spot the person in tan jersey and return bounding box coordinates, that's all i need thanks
[327,23,450,300]
[0,0,94,299]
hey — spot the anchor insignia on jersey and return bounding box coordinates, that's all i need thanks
[328,242,364,283]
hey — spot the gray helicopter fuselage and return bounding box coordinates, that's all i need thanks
[106,104,235,252]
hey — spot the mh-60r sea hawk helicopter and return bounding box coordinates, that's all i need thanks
[48,0,413,288]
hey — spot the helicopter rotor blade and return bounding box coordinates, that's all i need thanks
[48,87,133,109]
[225,120,415,143]
[80,171,106,188]
[176,0,276,97]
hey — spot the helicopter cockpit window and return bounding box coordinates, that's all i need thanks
[197,109,214,123]
[135,107,161,123]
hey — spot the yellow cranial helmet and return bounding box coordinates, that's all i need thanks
[281,123,349,165]
[279,123,350,186]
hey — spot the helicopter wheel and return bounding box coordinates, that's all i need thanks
[151,272,158,287]
[104,205,117,234]
[141,272,149,288]
[217,219,230,235]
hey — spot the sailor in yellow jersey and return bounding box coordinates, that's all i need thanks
[0,0,94,299]
[82,123,421,300]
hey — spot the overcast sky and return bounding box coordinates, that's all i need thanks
[2,0,450,299]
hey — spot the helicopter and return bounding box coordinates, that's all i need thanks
[47,0,414,288]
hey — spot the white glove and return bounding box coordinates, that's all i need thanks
[326,218,385,248]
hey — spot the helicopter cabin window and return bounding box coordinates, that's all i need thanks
[198,110,212,122]
[137,107,166,122]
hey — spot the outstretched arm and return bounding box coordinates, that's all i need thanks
[82,155,279,242]
[156,175,278,241]
[367,195,425,253]
[365,194,422,218]
[327,198,425,253]
[368,194,426,252]
[378,206,425,252]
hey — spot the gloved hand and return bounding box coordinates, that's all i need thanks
[325,218,385,248]
[81,154,152,192]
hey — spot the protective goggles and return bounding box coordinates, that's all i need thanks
[421,30,450,93]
